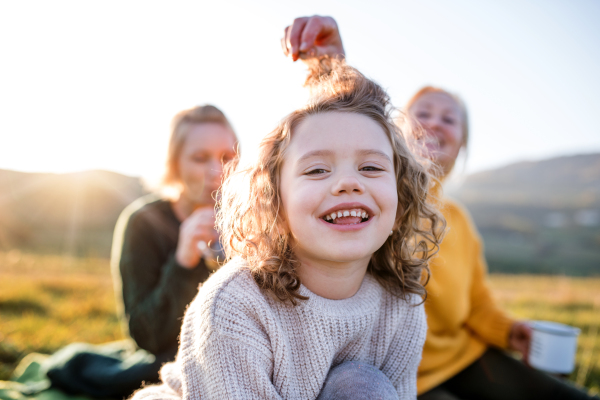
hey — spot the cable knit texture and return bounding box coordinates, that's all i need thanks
[131,258,427,400]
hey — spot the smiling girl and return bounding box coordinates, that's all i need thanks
[131,60,445,400]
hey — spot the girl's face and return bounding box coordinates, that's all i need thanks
[178,123,237,207]
[279,112,398,266]
[409,92,464,175]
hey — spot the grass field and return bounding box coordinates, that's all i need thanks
[0,250,598,395]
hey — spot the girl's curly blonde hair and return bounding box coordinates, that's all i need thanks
[217,59,445,304]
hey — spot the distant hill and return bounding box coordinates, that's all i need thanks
[0,169,148,257]
[1,154,599,275]
[452,153,600,208]
[449,153,600,276]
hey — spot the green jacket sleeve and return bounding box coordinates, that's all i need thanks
[111,203,209,355]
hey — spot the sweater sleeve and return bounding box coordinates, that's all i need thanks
[462,210,515,349]
[182,334,283,399]
[131,336,282,400]
[112,203,209,355]
[130,382,181,400]
[383,299,428,400]
[172,276,283,400]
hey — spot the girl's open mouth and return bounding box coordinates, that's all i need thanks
[321,208,370,225]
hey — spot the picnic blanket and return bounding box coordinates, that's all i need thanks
[0,353,85,400]
[0,340,173,400]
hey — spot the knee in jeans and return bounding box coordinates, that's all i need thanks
[317,361,399,400]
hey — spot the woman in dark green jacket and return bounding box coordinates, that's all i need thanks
[45,106,237,398]
[112,105,237,358]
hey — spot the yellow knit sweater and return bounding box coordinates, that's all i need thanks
[417,197,516,394]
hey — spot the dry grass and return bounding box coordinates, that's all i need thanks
[489,274,600,394]
[0,250,124,380]
[0,250,598,394]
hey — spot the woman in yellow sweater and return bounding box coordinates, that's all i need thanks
[407,87,595,400]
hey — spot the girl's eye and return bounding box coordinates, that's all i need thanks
[416,111,430,120]
[361,166,383,172]
[306,168,328,175]
[192,156,209,163]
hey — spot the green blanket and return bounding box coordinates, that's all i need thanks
[0,341,170,400]
[0,353,95,400]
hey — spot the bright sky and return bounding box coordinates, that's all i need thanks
[1,0,599,185]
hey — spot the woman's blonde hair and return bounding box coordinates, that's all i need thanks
[405,86,470,149]
[162,105,237,186]
[218,59,445,304]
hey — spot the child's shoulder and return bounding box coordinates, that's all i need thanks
[186,258,273,329]
[369,275,422,306]
[374,278,425,317]
[195,258,263,305]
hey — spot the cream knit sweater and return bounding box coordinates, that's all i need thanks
[131,259,427,400]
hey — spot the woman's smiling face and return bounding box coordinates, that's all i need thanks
[279,112,398,266]
[409,92,464,175]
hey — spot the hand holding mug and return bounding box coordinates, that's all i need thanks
[175,207,219,269]
[509,321,533,362]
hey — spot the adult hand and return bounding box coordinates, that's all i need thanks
[175,207,219,269]
[282,15,345,62]
[508,321,533,362]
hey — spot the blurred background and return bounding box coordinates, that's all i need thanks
[0,0,599,393]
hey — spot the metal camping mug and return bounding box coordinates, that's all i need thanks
[529,320,580,374]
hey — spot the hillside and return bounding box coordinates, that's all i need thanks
[454,153,600,208]
[1,153,599,275]
[450,153,600,276]
[0,169,148,256]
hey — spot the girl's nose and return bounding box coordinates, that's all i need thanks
[331,174,365,195]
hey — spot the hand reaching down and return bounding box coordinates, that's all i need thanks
[282,15,345,62]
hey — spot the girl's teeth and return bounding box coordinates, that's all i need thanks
[323,209,369,222]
